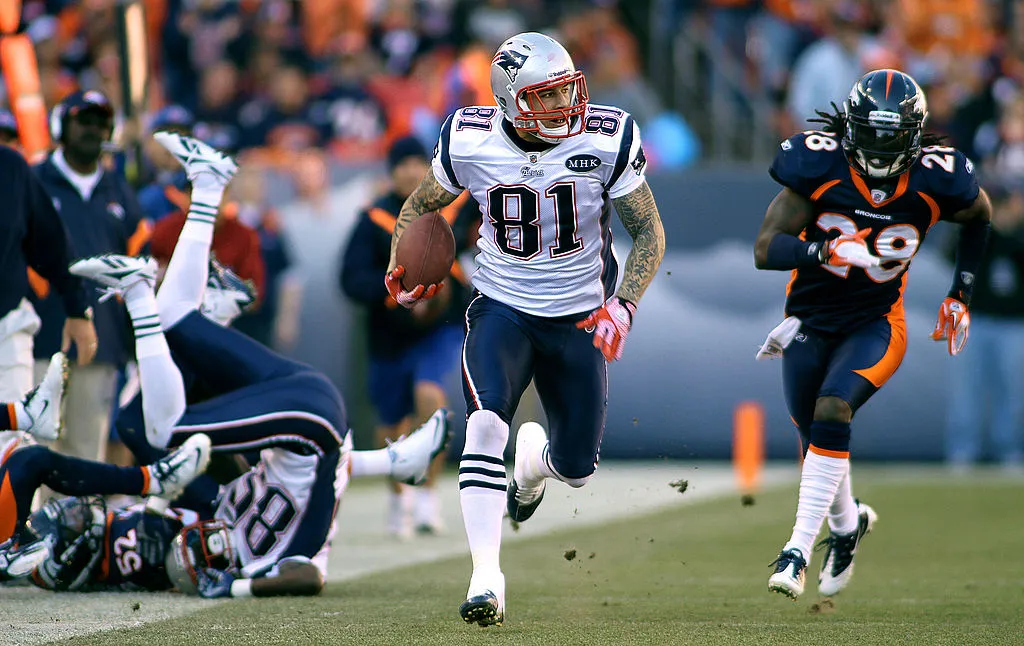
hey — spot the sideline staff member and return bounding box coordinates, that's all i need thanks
[0,133,95,401]
[30,90,147,462]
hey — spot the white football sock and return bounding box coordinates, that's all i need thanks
[156,187,222,329]
[784,450,850,559]
[828,470,859,534]
[460,410,508,581]
[124,280,185,449]
[515,424,557,491]
[349,448,394,477]
[414,486,440,526]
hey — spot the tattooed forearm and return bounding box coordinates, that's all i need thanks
[388,173,461,269]
[612,181,666,304]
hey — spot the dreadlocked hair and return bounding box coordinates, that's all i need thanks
[806,101,947,146]
[807,102,846,136]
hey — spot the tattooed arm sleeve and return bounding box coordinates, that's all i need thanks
[388,172,461,271]
[611,180,666,304]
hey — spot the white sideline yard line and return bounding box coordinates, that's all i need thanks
[4,462,793,646]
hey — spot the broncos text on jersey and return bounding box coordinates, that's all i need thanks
[771,130,979,334]
[431,103,647,317]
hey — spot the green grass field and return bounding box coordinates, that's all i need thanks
[51,475,1023,646]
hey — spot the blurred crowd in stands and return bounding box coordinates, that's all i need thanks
[0,0,697,172]
[3,1,1024,176]
[694,0,1024,181]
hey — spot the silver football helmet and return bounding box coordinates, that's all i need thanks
[165,519,236,595]
[490,32,589,142]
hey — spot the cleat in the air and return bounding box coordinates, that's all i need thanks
[818,500,877,596]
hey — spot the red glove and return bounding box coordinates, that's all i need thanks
[384,266,443,309]
[576,297,636,362]
[931,297,970,356]
[825,229,880,269]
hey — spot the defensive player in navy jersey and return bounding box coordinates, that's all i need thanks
[63,132,448,599]
[753,70,991,599]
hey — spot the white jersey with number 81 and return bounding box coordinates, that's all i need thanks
[431,104,646,317]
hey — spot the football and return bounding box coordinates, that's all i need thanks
[395,211,456,290]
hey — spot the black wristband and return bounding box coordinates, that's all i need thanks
[764,234,824,270]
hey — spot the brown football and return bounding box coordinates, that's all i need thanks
[395,211,456,290]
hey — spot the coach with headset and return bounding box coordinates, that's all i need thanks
[29,90,150,463]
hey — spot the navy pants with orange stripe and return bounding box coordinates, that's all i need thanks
[0,443,146,543]
[783,317,907,448]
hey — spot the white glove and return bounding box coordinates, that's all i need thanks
[826,230,881,269]
[0,538,50,579]
[756,316,803,360]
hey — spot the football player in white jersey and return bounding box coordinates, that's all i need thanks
[69,132,450,598]
[385,32,666,625]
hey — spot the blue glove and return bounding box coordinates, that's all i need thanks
[196,567,236,598]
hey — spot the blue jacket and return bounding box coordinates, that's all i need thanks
[29,154,149,366]
[0,146,88,322]
[339,192,475,359]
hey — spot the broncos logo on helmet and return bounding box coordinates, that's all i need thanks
[843,69,928,178]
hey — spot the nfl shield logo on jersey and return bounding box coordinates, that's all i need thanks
[870,189,887,203]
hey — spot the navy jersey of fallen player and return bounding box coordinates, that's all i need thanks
[90,506,191,591]
[771,131,979,333]
[31,505,194,592]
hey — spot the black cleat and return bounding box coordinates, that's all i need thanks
[460,591,504,627]
[506,478,545,523]
[817,500,877,596]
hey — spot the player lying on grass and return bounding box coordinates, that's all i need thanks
[0,353,211,581]
[50,131,449,599]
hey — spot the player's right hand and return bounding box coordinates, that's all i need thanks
[825,229,881,269]
[0,538,50,580]
[196,567,236,598]
[385,266,444,309]
[931,297,970,356]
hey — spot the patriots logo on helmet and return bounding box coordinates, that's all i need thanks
[494,50,528,83]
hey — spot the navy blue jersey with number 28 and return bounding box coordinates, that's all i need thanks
[769,130,979,334]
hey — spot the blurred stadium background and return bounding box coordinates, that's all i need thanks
[4,0,1023,464]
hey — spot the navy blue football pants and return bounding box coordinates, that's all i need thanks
[462,294,607,479]
[119,311,347,462]
[783,316,906,449]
